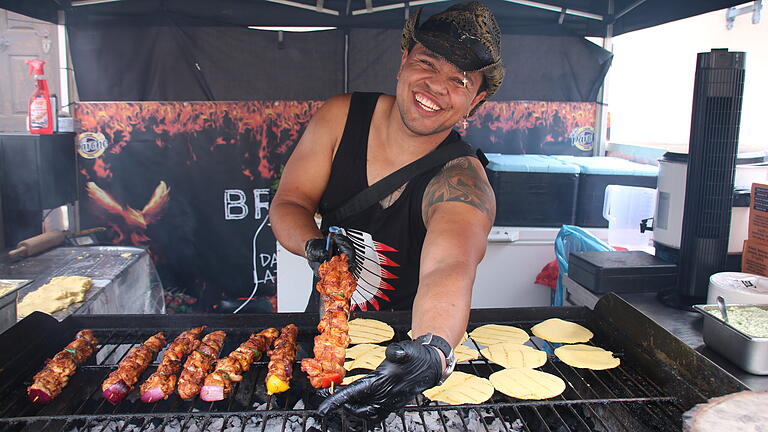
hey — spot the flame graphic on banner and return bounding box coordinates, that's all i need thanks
[464,101,596,151]
[85,181,171,245]
[76,101,321,178]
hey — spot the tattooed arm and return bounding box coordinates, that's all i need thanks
[411,156,495,350]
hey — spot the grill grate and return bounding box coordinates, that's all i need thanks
[0,298,744,432]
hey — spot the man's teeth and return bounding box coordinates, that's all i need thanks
[415,94,441,112]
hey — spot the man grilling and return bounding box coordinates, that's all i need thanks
[269,1,504,421]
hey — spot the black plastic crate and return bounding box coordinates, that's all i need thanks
[568,250,677,294]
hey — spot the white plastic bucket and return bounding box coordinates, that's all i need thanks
[602,185,657,248]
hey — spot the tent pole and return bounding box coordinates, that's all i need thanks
[57,10,71,116]
[344,30,349,93]
[594,0,614,156]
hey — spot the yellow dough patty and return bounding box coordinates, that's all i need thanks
[18,276,93,317]
[348,319,395,344]
[531,318,593,343]
[342,374,367,385]
[344,345,386,371]
[481,343,548,369]
[423,371,494,405]
[554,344,620,370]
[489,368,566,400]
[469,324,529,346]
[345,343,383,359]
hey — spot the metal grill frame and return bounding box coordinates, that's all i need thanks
[0,294,748,431]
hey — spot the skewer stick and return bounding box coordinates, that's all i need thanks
[330,381,335,394]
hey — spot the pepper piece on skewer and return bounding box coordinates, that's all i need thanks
[266,324,299,394]
[200,327,279,401]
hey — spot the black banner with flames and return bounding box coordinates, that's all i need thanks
[74,100,595,312]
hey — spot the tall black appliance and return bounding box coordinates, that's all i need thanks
[660,49,746,308]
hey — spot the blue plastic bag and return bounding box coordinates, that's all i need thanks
[553,225,614,306]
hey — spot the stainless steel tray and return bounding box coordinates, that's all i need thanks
[694,304,768,375]
[0,279,32,335]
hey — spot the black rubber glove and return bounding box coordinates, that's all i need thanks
[304,233,357,276]
[317,339,442,422]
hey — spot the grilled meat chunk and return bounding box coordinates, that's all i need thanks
[28,330,99,403]
[177,330,226,399]
[266,324,299,394]
[301,254,357,388]
[139,326,206,402]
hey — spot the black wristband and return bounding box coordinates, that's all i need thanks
[414,333,452,359]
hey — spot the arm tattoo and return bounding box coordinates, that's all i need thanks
[422,157,496,222]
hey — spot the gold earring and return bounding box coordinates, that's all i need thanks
[462,117,469,128]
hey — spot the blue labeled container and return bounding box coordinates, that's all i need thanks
[485,154,580,227]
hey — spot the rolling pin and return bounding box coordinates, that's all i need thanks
[8,231,66,258]
[7,228,108,259]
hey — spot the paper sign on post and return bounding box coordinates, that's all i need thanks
[742,183,768,277]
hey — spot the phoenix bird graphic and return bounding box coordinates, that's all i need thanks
[85,181,171,245]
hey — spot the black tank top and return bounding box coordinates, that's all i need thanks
[316,92,465,312]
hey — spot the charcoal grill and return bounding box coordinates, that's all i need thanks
[0,294,746,431]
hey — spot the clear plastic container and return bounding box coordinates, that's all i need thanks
[602,185,657,248]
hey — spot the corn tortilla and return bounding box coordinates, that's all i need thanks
[489,368,565,400]
[531,318,593,344]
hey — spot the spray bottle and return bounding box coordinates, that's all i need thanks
[24,59,54,134]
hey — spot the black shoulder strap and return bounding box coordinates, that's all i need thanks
[323,136,473,223]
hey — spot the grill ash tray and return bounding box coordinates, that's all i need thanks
[694,304,768,375]
[0,295,748,432]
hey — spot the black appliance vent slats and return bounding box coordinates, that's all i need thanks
[677,49,746,302]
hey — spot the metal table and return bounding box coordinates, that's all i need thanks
[0,246,165,321]
[620,292,768,391]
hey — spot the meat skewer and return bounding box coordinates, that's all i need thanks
[266,324,299,394]
[177,330,227,399]
[139,326,206,402]
[200,327,279,401]
[102,332,166,404]
[301,254,357,388]
[28,329,99,404]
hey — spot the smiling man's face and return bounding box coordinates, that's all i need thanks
[395,44,487,137]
